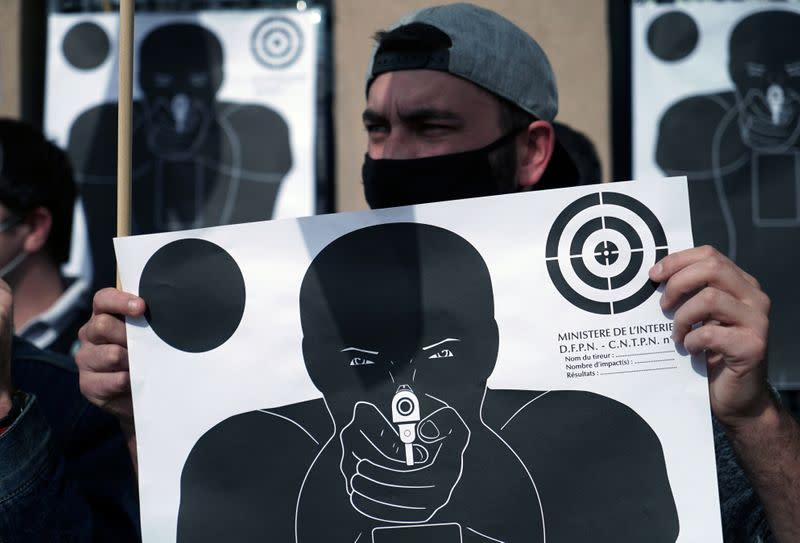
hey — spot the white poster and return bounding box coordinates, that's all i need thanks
[117,179,721,542]
[44,9,320,290]
[632,1,800,386]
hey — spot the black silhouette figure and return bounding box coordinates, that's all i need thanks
[175,223,678,543]
[67,23,292,290]
[656,10,800,368]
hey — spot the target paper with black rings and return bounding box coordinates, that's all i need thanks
[115,178,722,542]
[546,191,668,315]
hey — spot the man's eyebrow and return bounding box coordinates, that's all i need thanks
[397,107,462,124]
[362,109,386,124]
[340,347,379,355]
[422,338,461,351]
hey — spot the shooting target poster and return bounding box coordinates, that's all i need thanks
[44,8,321,291]
[631,1,800,386]
[116,179,722,542]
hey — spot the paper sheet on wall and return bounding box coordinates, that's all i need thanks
[117,179,722,542]
[632,1,800,386]
[44,8,320,290]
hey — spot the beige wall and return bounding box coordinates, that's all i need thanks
[0,1,610,211]
[0,0,23,119]
[333,0,610,211]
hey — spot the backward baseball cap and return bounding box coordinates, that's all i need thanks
[365,2,559,122]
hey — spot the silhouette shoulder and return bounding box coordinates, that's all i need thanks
[177,399,329,542]
[656,91,744,176]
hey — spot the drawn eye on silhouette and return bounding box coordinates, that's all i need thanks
[349,357,375,366]
[153,73,174,88]
[428,349,454,359]
[189,72,210,87]
[746,62,767,78]
[341,347,379,368]
[785,62,800,78]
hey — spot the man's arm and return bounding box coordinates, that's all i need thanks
[0,282,139,541]
[651,246,800,542]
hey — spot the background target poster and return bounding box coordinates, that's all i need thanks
[116,178,721,542]
[631,0,800,387]
[44,9,321,292]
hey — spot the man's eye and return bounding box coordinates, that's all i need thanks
[428,349,453,359]
[419,124,451,134]
[746,62,767,78]
[364,123,389,134]
[349,356,375,366]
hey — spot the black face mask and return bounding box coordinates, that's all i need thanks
[362,130,520,209]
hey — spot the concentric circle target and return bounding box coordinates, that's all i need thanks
[251,17,304,69]
[545,191,669,314]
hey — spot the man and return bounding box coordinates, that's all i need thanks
[76,3,799,541]
[176,222,677,542]
[68,22,293,291]
[656,9,800,377]
[0,119,90,354]
[0,279,139,541]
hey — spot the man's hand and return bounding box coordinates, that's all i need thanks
[0,281,13,419]
[652,245,800,541]
[649,245,771,427]
[75,288,145,457]
[339,402,470,523]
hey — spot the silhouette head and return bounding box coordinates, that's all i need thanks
[299,223,498,419]
[729,10,800,141]
[139,23,224,157]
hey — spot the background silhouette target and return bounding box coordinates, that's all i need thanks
[251,16,304,69]
[139,239,246,353]
[546,192,668,314]
[647,11,699,62]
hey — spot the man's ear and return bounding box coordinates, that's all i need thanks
[516,120,555,189]
[21,207,52,254]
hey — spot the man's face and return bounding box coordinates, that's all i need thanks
[364,69,505,159]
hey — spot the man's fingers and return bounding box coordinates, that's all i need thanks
[75,342,129,373]
[81,312,129,347]
[683,323,767,365]
[78,369,132,413]
[652,246,768,311]
[673,287,768,345]
[92,287,146,318]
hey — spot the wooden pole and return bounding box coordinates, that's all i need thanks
[117,0,134,288]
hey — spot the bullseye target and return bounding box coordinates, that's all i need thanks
[251,16,304,69]
[546,191,669,314]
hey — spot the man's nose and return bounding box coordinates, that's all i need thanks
[376,131,422,160]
